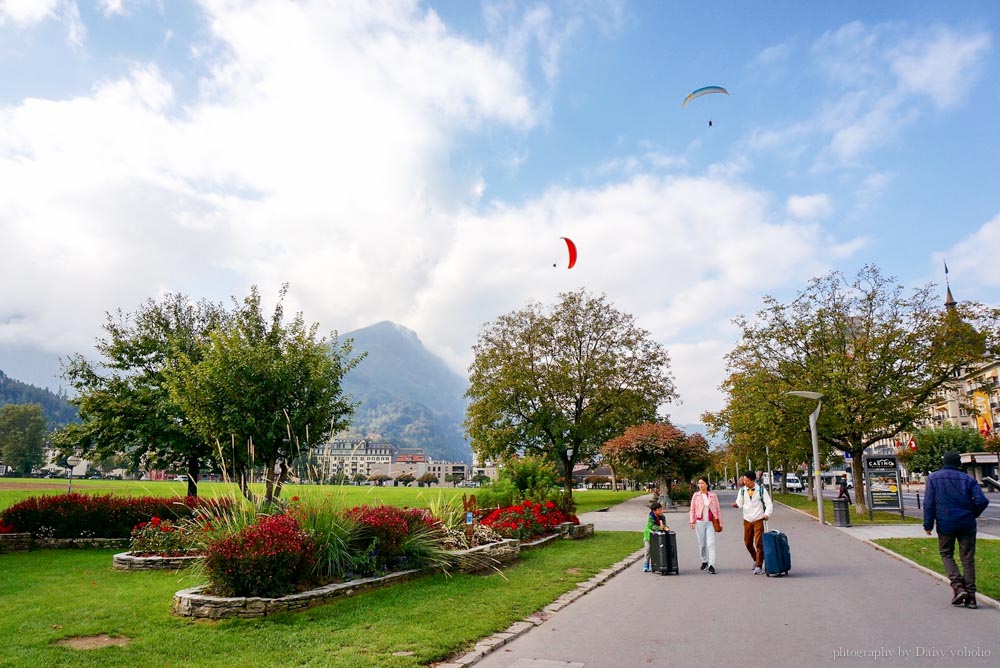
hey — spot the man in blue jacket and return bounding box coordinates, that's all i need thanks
[923,451,990,609]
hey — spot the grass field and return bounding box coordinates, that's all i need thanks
[873,537,1000,602]
[0,478,644,515]
[772,492,923,525]
[0,531,641,667]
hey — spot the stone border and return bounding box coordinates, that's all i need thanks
[0,532,31,553]
[173,539,522,619]
[0,534,130,552]
[113,552,204,571]
[435,546,645,667]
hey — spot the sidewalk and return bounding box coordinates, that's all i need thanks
[462,492,999,668]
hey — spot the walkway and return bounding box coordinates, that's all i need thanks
[463,492,999,668]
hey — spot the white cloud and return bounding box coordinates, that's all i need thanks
[787,194,832,221]
[890,28,992,109]
[0,0,61,25]
[941,211,1000,292]
[99,0,125,17]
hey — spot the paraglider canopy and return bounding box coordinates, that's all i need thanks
[681,85,729,109]
[561,237,577,269]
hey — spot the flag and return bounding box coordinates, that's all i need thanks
[908,437,916,451]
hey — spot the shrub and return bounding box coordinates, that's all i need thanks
[0,494,232,539]
[129,517,201,556]
[343,504,444,575]
[291,496,361,582]
[202,513,315,597]
[480,500,579,541]
[0,519,16,534]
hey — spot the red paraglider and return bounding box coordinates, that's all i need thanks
[561,237,577,269]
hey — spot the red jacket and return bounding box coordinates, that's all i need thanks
[689,490,722,528]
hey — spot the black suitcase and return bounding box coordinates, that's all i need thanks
[650,530,679,575]
[762,529,791,576]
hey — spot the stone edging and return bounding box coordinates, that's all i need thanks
[435,545,645,667]
[113,552,204,571]
[0,534,130,552]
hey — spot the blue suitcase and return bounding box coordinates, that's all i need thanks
[650,530,679,575]
[762,529,791,576]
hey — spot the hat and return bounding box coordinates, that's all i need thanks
[942,451,961,468]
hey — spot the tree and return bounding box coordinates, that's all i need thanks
[908,424,984,474]
[395,473,416,486]
[167,286,364,505]
[0,403,47,475]
[706,265,999,513]
[466,289,677,502]
[444,473,465,487]
[56,294,225,497]
[417,472,438,486]
[472,473,491,485]
[601,422,710,507]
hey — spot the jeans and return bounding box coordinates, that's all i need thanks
[695,520,716,566]
[938,527,978,594]
[742,519,765,567]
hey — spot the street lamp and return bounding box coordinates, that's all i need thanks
[786,391,824,525]
[66,456,81,493]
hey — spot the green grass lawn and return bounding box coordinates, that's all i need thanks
[0,478,643,515]
[0,531,641,667]
[873,537,1000,602]
[772,492,922,525]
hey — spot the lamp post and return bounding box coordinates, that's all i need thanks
[786,391,824,525]
[66,456,81,493]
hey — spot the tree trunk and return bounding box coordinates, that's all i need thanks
[185,455,200,498]
[850,456,866,514]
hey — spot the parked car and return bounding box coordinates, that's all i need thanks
[785,475,804,492]
[174,475,189,482]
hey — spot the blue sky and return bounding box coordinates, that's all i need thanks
[1,1,998,426]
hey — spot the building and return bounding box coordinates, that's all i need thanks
[314,435,396,480]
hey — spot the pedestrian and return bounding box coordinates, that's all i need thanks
[923,450,989,609]
[732,471,771,574]
[838,473,851,504]
[689,476,722,574]
[643,501,668,572]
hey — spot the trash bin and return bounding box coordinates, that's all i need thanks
[832,497,852,527]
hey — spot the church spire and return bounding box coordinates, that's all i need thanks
[944,260,956,309]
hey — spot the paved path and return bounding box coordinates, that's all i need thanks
[471,493,1000,668]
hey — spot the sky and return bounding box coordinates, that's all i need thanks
[2,0,999,428]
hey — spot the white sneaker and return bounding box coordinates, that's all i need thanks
[753,566,763,575]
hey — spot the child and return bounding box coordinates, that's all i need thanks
[643,502,668,572]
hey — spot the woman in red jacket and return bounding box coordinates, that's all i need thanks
[689,476,722,574]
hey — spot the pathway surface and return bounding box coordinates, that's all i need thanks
[469,492,999,668]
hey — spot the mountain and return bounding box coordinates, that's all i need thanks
[0,369,78,427]
[340,321,472,463]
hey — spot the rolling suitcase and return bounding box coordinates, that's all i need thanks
[649,530,679,575]
[762,529,791,577]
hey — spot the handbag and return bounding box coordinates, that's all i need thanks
[709,508,722,533]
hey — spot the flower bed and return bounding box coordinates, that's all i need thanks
[479,500,579,541]
[0,493,231,539]
[173,539,520,619]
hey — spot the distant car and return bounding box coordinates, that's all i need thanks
[174,475,189,482]
[139,475,150,481]
[785,475,803,492]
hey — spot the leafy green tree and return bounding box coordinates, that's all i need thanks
[417,472,438,486]
[466,289,677,502]
[445,473,465,487]
[0,403,47,475]
[55,294,225,497]
[396,473,416,486]
[601,422,710,506]
[471,473,491,485]
[167,286,364,505]
[706,265,999,513]
[909,424,984,474]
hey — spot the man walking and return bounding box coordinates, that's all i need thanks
[732,471,771,574]
[923,451,989,608]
